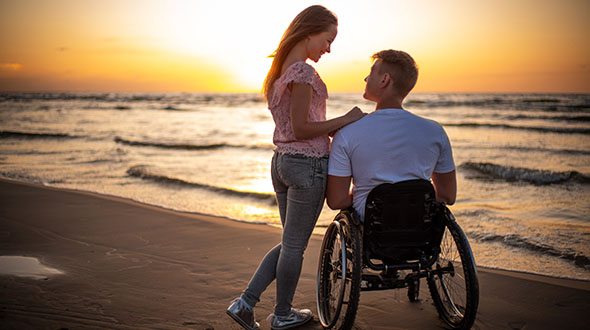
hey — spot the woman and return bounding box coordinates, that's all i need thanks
[227,5,364,330]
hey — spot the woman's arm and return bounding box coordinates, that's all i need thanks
[290,83,364,140]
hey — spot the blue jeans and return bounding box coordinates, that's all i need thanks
[241,152,328,316]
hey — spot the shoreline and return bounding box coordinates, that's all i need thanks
[2,177,588,283]
[1,178,589,329]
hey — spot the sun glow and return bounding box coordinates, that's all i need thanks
[0,0,588,92]
[232,58,273,92]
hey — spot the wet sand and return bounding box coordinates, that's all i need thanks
[0,178,589,329]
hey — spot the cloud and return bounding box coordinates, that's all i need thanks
[0,63,23,71]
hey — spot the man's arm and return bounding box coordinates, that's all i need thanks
[431,170,457,205]
[326,175,353,210]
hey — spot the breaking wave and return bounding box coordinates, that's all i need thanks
[506,114,590,122]
[114,136,272,151]
[0,92,265,105]
[497,145,590,156]
[402,94,590,112]
[442,122,590,134]
[0,130,77,139]
[467,230,590,269]
[460,162,590,185]
[126,165,276,205]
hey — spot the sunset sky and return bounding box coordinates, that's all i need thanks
[0,0,588,93]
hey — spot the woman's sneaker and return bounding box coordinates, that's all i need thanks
[268,308,313,330]
[226,297,260,330]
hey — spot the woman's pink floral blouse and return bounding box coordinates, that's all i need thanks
[268,61,330,158]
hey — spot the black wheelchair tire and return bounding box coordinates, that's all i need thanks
[317,212,362,330]
[427,211,479,329]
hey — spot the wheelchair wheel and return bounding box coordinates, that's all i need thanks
[427,210,479,330]
[317,212,362,330]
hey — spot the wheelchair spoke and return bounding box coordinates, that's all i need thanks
[317,214,363,330]
[435,267,466,317]
[428,216,479,329]
[439,275,464,318]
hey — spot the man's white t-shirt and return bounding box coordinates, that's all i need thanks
[328,108,455,220]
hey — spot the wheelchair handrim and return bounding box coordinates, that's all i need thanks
[316,221,348,328]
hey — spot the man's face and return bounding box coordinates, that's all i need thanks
[363,60,381,101]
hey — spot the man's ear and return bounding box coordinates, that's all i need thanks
[380,73,392,88]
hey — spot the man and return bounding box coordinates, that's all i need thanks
[326,49,456,219]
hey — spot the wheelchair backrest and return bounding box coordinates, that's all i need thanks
[364,179,445,261]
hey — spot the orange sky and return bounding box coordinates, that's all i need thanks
[0,0,588,93]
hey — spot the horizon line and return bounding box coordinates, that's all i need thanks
[1,90,589,95]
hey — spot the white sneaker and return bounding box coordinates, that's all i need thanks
[268,308,313,330]
[226,298,260,330]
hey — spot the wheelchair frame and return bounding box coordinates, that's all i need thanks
[316,182,479,330]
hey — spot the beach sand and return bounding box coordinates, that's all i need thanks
[0,178,589,330]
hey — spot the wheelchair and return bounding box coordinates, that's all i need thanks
[316,179,479,330]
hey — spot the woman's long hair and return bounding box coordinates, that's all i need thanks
[263,5,337,100]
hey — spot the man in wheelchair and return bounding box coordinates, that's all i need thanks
[326,49,456,219]
[316,50,478,330]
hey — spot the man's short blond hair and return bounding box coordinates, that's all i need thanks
[372,50,418,97]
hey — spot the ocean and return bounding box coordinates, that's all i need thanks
[1,92,589,281]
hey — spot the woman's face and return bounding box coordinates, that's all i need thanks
[306,24,338,62]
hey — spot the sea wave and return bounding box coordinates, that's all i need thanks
[114,105,132,110]
[126,165,276,204]
[402,94,590,112]
[460,162,590,185]
[506,114,590,122]
[499,146,590,156]
[467,230,590,268]
[0,92,265,106]
[442,122,590,134]
[4,92,588,112]
[114,136,272,151]
[0,130,77,139]
[115,137,227,150]
[458,145,590,156]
